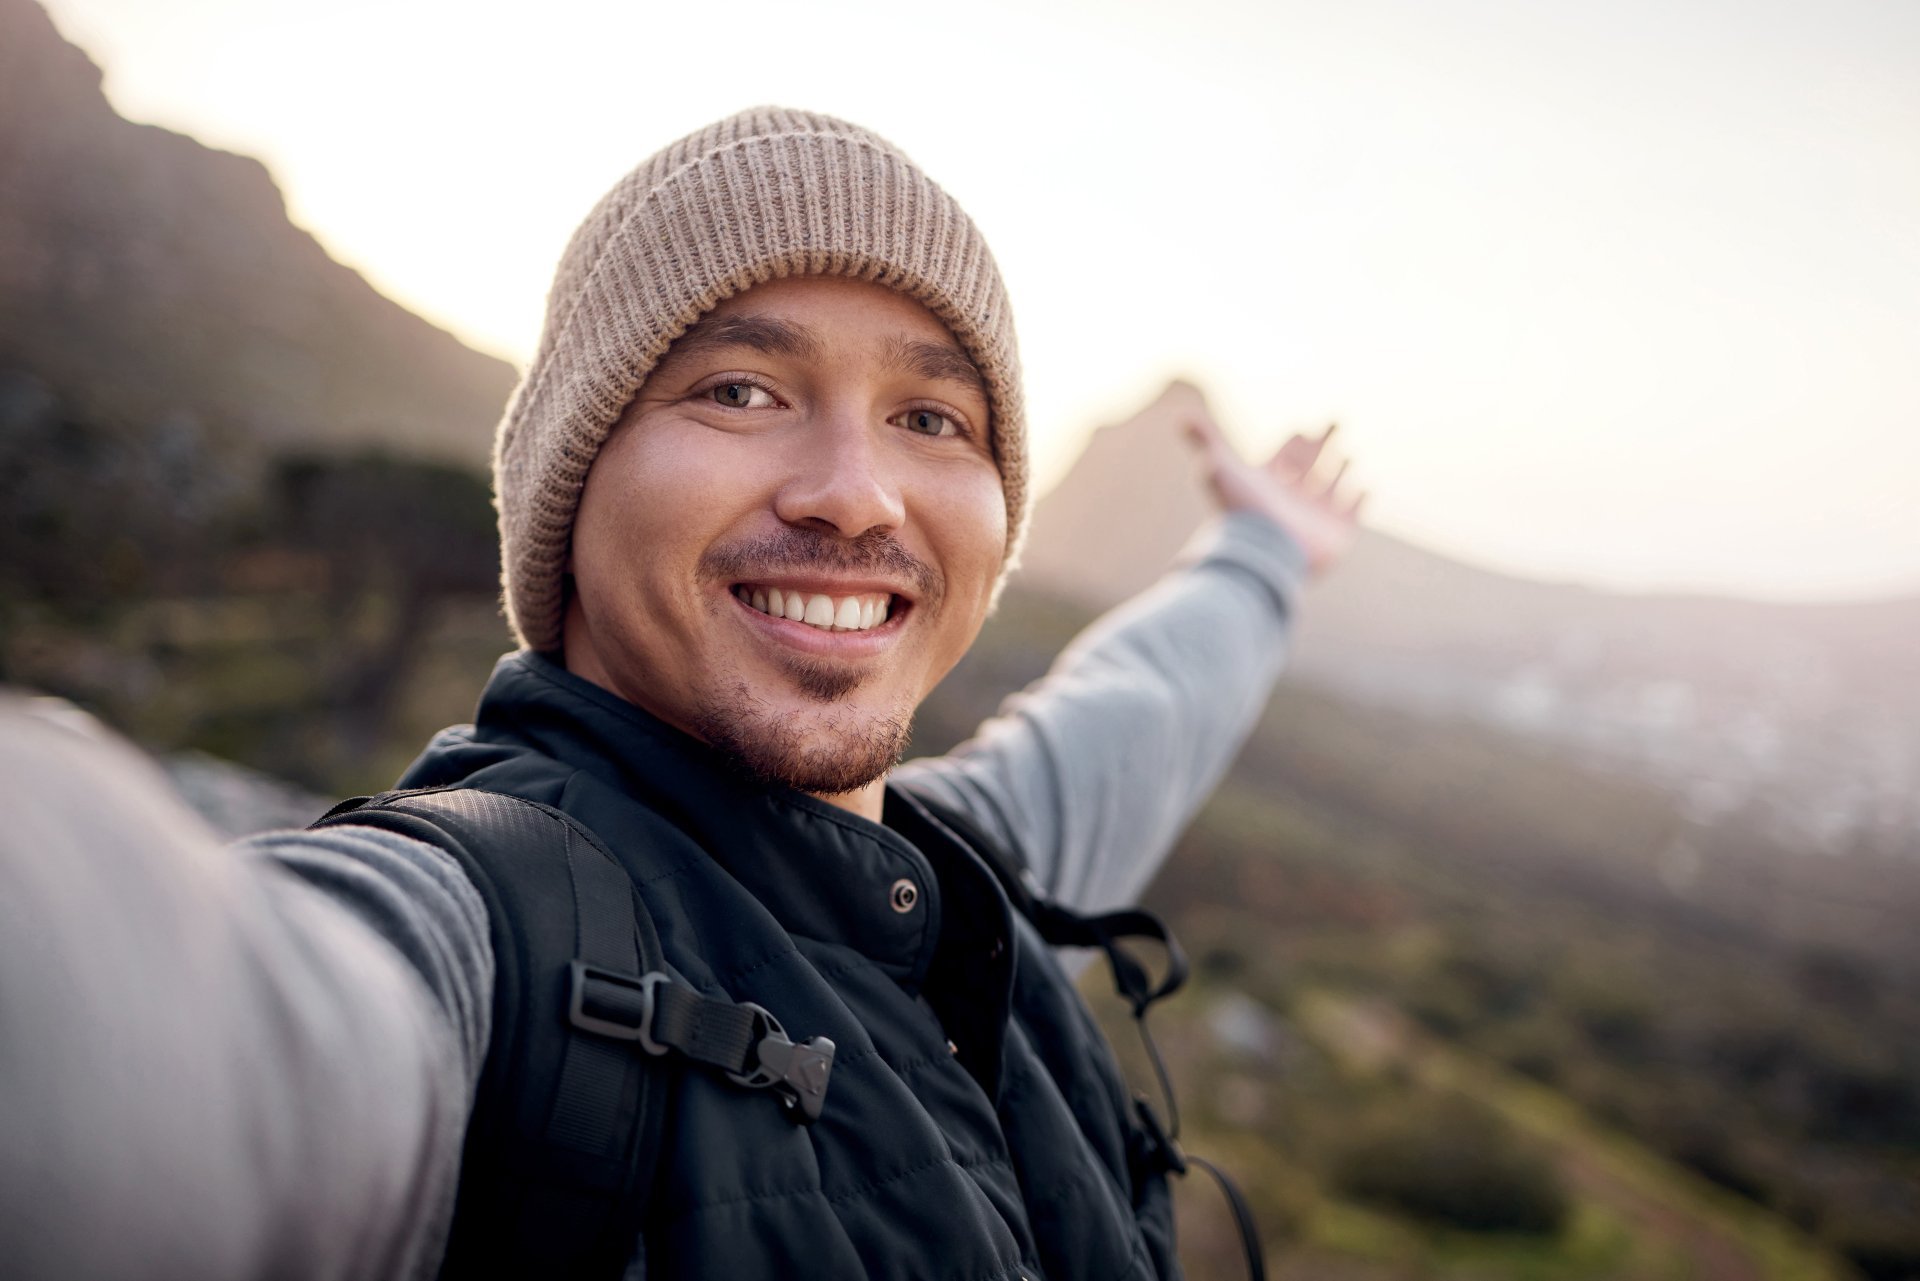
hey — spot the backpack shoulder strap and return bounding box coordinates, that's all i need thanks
[317,786,669,1276]
[315,786,835,1278]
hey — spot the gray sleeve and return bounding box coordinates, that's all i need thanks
[896,510,1307,913]
[0,700,492,1281]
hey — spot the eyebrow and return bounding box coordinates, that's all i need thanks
[881,335,988,399]
[668,313,824,363]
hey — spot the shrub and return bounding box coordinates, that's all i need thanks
[1332,1097,1569,1235]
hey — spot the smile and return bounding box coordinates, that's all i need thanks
[730,584,895,633]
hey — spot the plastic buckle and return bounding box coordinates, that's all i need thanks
[759,1033,838,1124]
[727,1002,837,1124]
[567,962,671,1056]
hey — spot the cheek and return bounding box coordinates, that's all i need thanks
[927,466,1009,610]
[584,425,766,554]
[570,429,704,624]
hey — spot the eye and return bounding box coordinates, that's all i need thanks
[896,408,963,438]
[710,381,775,409]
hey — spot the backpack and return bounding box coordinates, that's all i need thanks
[316,784,1263,1279]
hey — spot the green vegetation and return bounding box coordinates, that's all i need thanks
[1332,1096,1569,1234]
[0,376,503,792]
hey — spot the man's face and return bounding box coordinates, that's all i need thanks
[562,275,1007,799]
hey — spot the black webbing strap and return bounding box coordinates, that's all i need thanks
[650,982,761,1072]
[1027,902,1189,1015]
[1188,1155,1269,1281]
[567,955,836,1124]
[545,818,652,1151]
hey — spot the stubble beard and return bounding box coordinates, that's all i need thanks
[691,666,913,797]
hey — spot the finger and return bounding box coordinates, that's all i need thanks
[1270,432,1318,480]
[1291,421,1339,473]
[1320,458,1351,498]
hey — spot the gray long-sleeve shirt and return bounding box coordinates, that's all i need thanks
[0,512,1303,1280]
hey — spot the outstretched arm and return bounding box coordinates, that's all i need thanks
[0,701,491,1280]
[896,410,1362,912]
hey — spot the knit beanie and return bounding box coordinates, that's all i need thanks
[494,106,1027,653]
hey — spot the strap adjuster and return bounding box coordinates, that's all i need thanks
[567,962,671,1056]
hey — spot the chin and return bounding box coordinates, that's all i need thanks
[691,679,912,797]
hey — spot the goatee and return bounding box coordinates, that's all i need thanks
[692,680,911,798]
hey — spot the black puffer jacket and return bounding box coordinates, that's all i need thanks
[386,651,1179,1280]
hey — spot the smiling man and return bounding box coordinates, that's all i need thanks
[0,108,1359,1280]
[561,277,1009,804]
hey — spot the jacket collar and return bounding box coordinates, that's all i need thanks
[470,651,951,986]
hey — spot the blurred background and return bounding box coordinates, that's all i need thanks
[2,0,1916,1276]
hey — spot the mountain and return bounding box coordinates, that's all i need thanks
[0,0,514,466]
[1013,381,1920,855]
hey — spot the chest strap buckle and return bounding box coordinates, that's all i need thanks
[727,1003,837,1124]
[567,962,835,1124]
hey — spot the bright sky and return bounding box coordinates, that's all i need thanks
[39,0,1920,601]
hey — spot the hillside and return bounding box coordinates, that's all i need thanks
[914,586,1919,1281]
[1015,382,1920,855]
[0,0,513,467]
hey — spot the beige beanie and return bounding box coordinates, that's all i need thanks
[495,106,1027,653]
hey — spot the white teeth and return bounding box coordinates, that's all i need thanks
[736,587,895,634]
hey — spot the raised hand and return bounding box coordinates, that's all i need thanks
[1183,412,1365,580]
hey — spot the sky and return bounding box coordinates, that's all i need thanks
[37,0,1920,601]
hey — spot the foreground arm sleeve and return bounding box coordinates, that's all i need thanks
[0,702,492,1281]
[896,511,1307,912]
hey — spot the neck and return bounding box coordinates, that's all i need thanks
[808,778,887,823]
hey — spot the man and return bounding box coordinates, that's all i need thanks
[0,108,1358,1278]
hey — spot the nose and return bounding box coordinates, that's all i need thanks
[772,410,906,539]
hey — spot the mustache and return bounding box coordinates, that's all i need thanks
[699,527,940,603]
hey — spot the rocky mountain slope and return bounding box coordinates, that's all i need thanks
[0,0,513,467]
